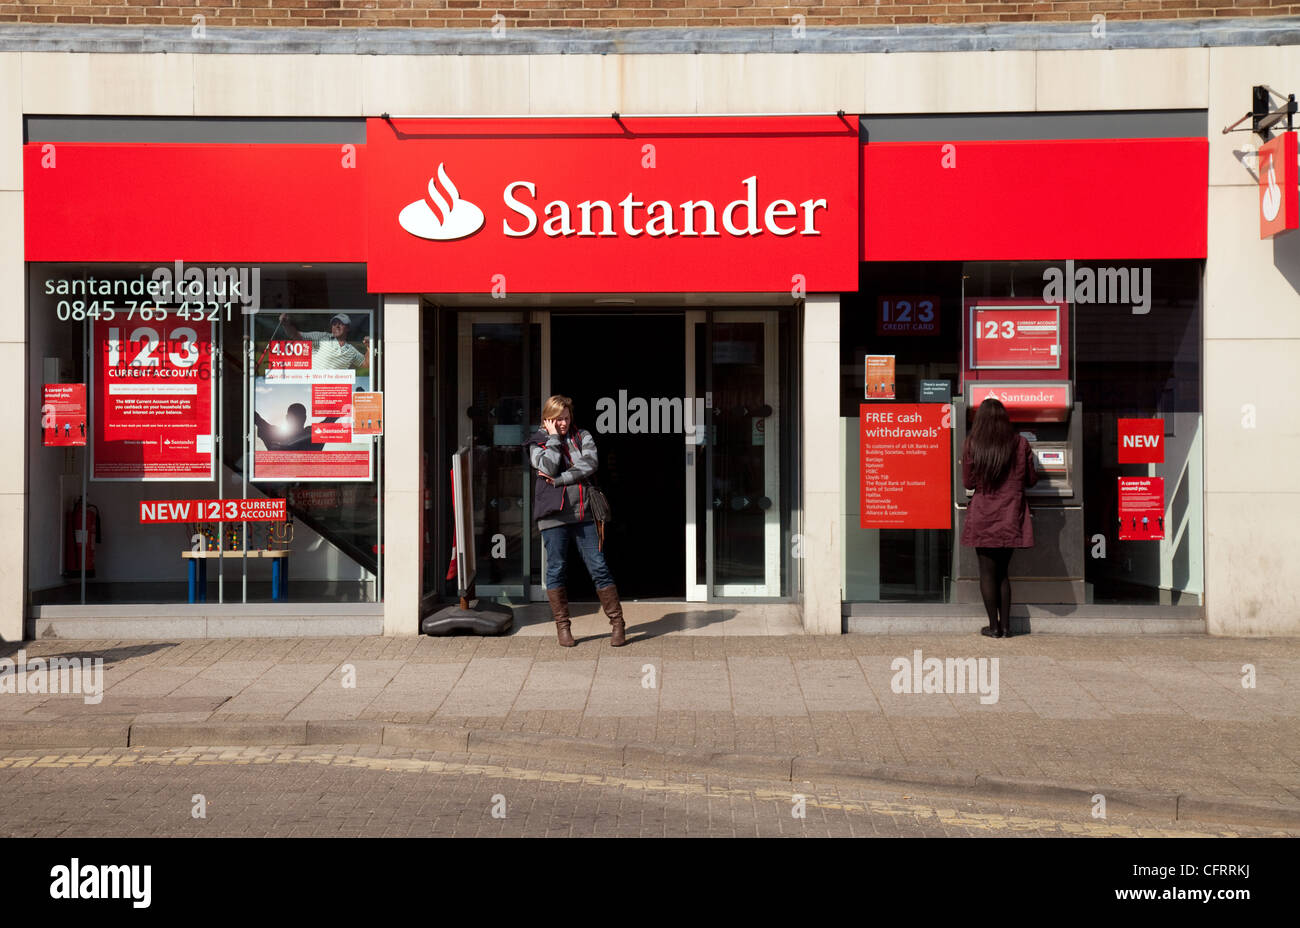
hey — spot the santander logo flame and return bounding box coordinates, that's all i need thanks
[1262,158,1282,223]
[399,163,485,241]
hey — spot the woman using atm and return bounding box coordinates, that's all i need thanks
[960,398,1038,638]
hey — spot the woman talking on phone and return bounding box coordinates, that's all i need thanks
[529,395,625,648]
[960,397,1038,638]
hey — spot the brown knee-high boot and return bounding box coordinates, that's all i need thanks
[547,587,575,647]
[596,585,626,646]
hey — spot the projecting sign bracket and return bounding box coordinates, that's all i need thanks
[1221,85,1296,140]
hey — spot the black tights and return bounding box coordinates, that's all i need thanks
[976,547,1013,631]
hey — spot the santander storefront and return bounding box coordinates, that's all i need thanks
[21,113,1209,634]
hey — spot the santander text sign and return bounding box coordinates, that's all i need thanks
[365,116,860,294]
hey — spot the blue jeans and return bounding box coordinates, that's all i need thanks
[542,521,614,590]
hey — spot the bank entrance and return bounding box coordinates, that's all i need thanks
[423,303,797,609]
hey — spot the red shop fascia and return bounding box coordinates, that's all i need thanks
[24,115,1207,294]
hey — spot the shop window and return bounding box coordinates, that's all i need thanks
[28,263,382,606]
[841,260,1203,606]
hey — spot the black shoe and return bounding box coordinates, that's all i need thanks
[980,626,997,637]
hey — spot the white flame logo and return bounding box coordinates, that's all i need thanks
[399,163,485,241]
[1261,156,1282,223]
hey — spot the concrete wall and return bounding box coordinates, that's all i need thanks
[1203,47,1300,635]
[2,52,24,640]
[381,293,421,636]
[803,294,841,634]
[3,46,1297,635]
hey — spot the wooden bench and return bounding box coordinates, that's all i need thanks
[182,550,291,603]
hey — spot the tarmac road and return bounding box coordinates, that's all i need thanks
[0,744,1293,838]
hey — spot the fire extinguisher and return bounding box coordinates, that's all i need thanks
[64,497,102,577]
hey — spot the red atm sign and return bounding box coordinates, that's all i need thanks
[1117,419,1164,464]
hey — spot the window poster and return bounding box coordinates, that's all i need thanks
[42,383,87,447]
[1118,476,1165,541]
[252,310,374,482]
[92,318,215,481]
[352,392,384,437]
[864,354,896,400]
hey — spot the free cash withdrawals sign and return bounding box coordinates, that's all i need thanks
[859,403,951,530]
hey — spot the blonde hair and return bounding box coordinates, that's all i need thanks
[541,395,573,420]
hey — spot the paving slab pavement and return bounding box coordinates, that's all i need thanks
[1,632,1298,823]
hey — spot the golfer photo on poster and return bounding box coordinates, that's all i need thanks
[251,310,375,482]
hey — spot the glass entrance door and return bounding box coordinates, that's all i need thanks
[687,310,786,599]
[444,308,786,606]
[455,311,542,602]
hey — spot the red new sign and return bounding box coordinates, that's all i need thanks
[1260,132,1298,239]
[365,116,860,294]
[140,498,286,523]
[1117,418,1165,464]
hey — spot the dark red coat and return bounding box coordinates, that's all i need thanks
[960,434,1038,548]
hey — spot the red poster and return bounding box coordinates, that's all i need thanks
[877,295,940,335]
[860,403,951,529]
[1117,418,1165,464]
[253,310,372,482]
[1118,477,1165,540]
[139,498,286,523]
[93,319,215,481]
[41,384,87,447]
[968,303,1062,370]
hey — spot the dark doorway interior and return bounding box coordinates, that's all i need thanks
[549,313,686,600]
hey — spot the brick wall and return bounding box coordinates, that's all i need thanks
[0,1,1296,30]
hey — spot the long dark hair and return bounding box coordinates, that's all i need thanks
[966,398,1018,487]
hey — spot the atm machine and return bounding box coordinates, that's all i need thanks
[951,300,1086,604]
